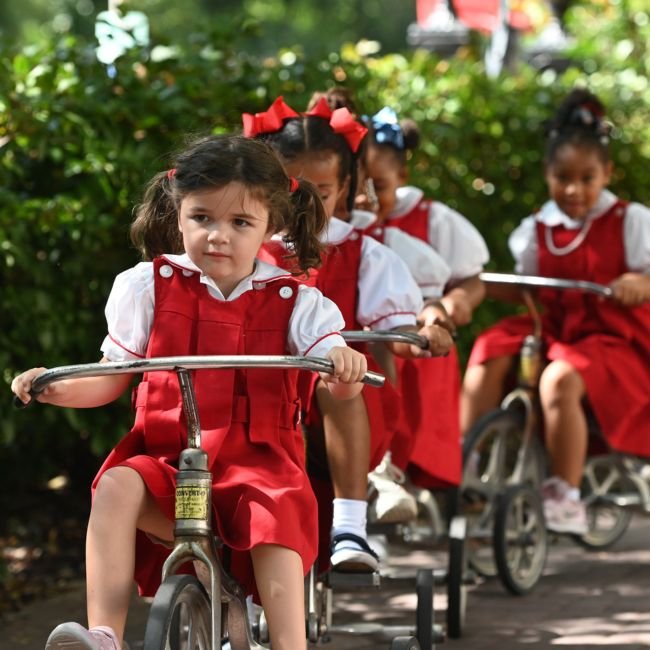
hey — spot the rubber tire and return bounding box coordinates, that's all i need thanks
[573,456,633,550]
[446,521,465,639]
[144,575,212,650]
[493,484,547,596]
[461,406,543,578]
[391,636,421,649]
[415,568,434,649]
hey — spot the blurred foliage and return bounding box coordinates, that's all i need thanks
[1,1,649,497]
[0,0,416,57]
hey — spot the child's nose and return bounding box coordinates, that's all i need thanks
[208,225,228,242]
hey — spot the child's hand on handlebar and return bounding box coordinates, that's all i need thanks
[11,367,52,405]
[419,300,458,340]
[322,347,368,385]
[609,273,650,307]
[416,323,455,358]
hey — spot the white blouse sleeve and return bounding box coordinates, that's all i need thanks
[508,216,539,275]
[357,236,421,330]
[100,262,155,361]
[288,285,346,357]
[383,227,452,299]
[624,202,650,273]
[428,202,490,283]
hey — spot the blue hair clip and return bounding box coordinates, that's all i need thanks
[370,106,405,150]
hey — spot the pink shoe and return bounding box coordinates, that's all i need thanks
[541,478,588,535]
[45,622,123,650]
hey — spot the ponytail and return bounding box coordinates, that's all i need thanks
[131,172,183,260]
[281,177,328,274]
[545,89,611,164]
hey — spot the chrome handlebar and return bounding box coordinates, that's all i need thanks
[17,355,385,409]
[342,330,430,349]
[479,272,613,298]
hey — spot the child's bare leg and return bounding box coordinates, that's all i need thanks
[315,381,377,569]
[315,382,370,500]
[460,355,513,434]
[539,360,587,487]
[86,466,173,644]
[251,544,306,650]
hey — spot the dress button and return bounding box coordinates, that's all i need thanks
[349,232,359,241]
[159,264,173,278]
[182,270,193,277]
[373,227,383,236]
[279,286,294,299]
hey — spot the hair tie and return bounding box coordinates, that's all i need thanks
[167,168,177,180]
[242,96,299,138]
[369,106,405,150]
[304,97,368,153]
[289,177,299,193]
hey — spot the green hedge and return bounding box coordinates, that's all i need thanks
[2,24,650,493]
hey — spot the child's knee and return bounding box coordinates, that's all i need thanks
[539,361,584,401]
[94,466,145,506]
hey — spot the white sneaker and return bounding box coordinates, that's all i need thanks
[330,533,379,573]
[368,452,418,524]
[541,477,588,535]
[46,623,125,650]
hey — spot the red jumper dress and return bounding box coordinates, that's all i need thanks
[468,201,650,458]
[92,256,318,597]
[382,199,463,487]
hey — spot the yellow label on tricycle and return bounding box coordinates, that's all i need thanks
[175,485,210,520]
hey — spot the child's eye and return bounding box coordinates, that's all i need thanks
[191,213,209,223]
[233,218,251,228]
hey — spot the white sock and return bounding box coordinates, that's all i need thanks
[332,498,368,540]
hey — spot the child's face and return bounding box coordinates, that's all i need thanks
[178,182,271,297]
[544,144,612,221]
[283,153,348,218]
[365,145,407,222]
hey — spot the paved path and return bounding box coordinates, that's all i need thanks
[3,517,650,649]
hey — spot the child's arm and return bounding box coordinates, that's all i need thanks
[437,274,486,326]
[320,347,367,400]
[387,323,454,360]
[11,358,132,407]
[609,272,650,306]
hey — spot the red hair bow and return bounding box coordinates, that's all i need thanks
[305,97,368,153]
[242,96,299,137]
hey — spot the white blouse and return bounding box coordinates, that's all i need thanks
[509,190,650,275]
[388,186,490,284]
[349,209,452,298]
[317,216,421,329]
[100,254,346,362]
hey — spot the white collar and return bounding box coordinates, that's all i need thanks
[162,253,293,300]
[536,190,618,229]
[325,216,360,245]
[348,209,378,229]
[389,186,424,219]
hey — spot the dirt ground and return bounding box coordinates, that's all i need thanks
[3,516,650,650]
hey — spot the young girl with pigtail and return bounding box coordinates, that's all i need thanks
[12,135,370,650]
[462,89,650,534]
[242,97,454,573]
[305,87,457,522]
[361,106,489,493]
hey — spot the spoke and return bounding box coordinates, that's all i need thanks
[483,432,507,484]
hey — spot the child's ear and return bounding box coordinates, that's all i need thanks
[263,228,274,243]
[337,176,351,205]
[399,164,409,184]
[603,160,613,184]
